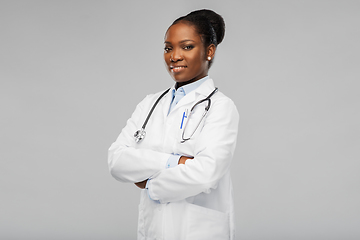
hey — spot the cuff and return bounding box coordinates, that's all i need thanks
[166,154,181,168]
[145,179,160,203]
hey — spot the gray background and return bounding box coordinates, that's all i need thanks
[1,0,359,239]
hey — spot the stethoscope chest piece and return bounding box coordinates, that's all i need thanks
[134,128,146,143]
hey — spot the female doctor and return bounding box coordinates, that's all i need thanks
[108,9,239,240]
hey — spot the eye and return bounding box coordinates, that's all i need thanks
[164,47,172,53]
[184,45,194,50]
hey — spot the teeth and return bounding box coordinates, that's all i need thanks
[172,66,185,69]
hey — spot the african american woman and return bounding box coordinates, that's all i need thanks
[108,9,239,240]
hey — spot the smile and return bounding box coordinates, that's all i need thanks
[170,66,187,73]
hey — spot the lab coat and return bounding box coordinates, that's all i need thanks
[108,78,239,240]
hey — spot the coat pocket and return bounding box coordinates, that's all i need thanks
[179,108,206,144]
[185,203,230,240]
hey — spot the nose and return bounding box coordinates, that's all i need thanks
[170,48,183,62]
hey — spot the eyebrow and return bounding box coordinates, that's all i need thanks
[164,39,195,44]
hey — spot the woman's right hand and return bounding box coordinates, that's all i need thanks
[178,156,193,165]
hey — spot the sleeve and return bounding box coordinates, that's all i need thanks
[147,97,239,203]
[108,95,171,183]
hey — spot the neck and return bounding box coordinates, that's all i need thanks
[175,75,208,90]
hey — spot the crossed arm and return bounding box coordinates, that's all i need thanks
[109,96,239,203]
[134,156,193,189]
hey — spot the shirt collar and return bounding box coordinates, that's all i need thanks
[174,76,209,96]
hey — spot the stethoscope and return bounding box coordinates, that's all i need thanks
[134,87,218,143]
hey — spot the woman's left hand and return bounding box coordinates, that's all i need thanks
[135,180,147,189]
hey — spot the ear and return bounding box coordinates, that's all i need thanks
[206,44,216,61]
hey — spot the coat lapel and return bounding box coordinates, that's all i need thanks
[161,87,175,119]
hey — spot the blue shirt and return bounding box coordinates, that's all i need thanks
[168,76,209,115]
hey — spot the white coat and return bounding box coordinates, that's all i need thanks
[108,78,239,240]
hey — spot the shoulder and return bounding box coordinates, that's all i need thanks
[213,91,238,114]
[142,88,171,103]
[204,89,239,129]
[136,88,171,109]
[199,78,238,114]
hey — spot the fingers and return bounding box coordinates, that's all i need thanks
[178,156,194,165]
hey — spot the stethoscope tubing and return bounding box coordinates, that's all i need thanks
[181,87,218,142]
[141,88,170,129]
[134,87,218,143]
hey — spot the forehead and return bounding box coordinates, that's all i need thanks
[165,22,201,43]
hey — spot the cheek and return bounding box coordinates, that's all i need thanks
[164,54,170,65]
[190,52,206,69]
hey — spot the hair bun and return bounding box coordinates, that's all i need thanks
[188,9,225,45]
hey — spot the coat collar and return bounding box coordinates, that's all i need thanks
[163,78,215,117]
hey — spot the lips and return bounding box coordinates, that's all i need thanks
[170,65,187,73]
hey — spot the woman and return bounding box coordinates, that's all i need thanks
[108,9,239,240]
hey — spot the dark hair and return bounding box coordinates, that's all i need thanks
[171,9,225,67]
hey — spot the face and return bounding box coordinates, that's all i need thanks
[164,22,213,87]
